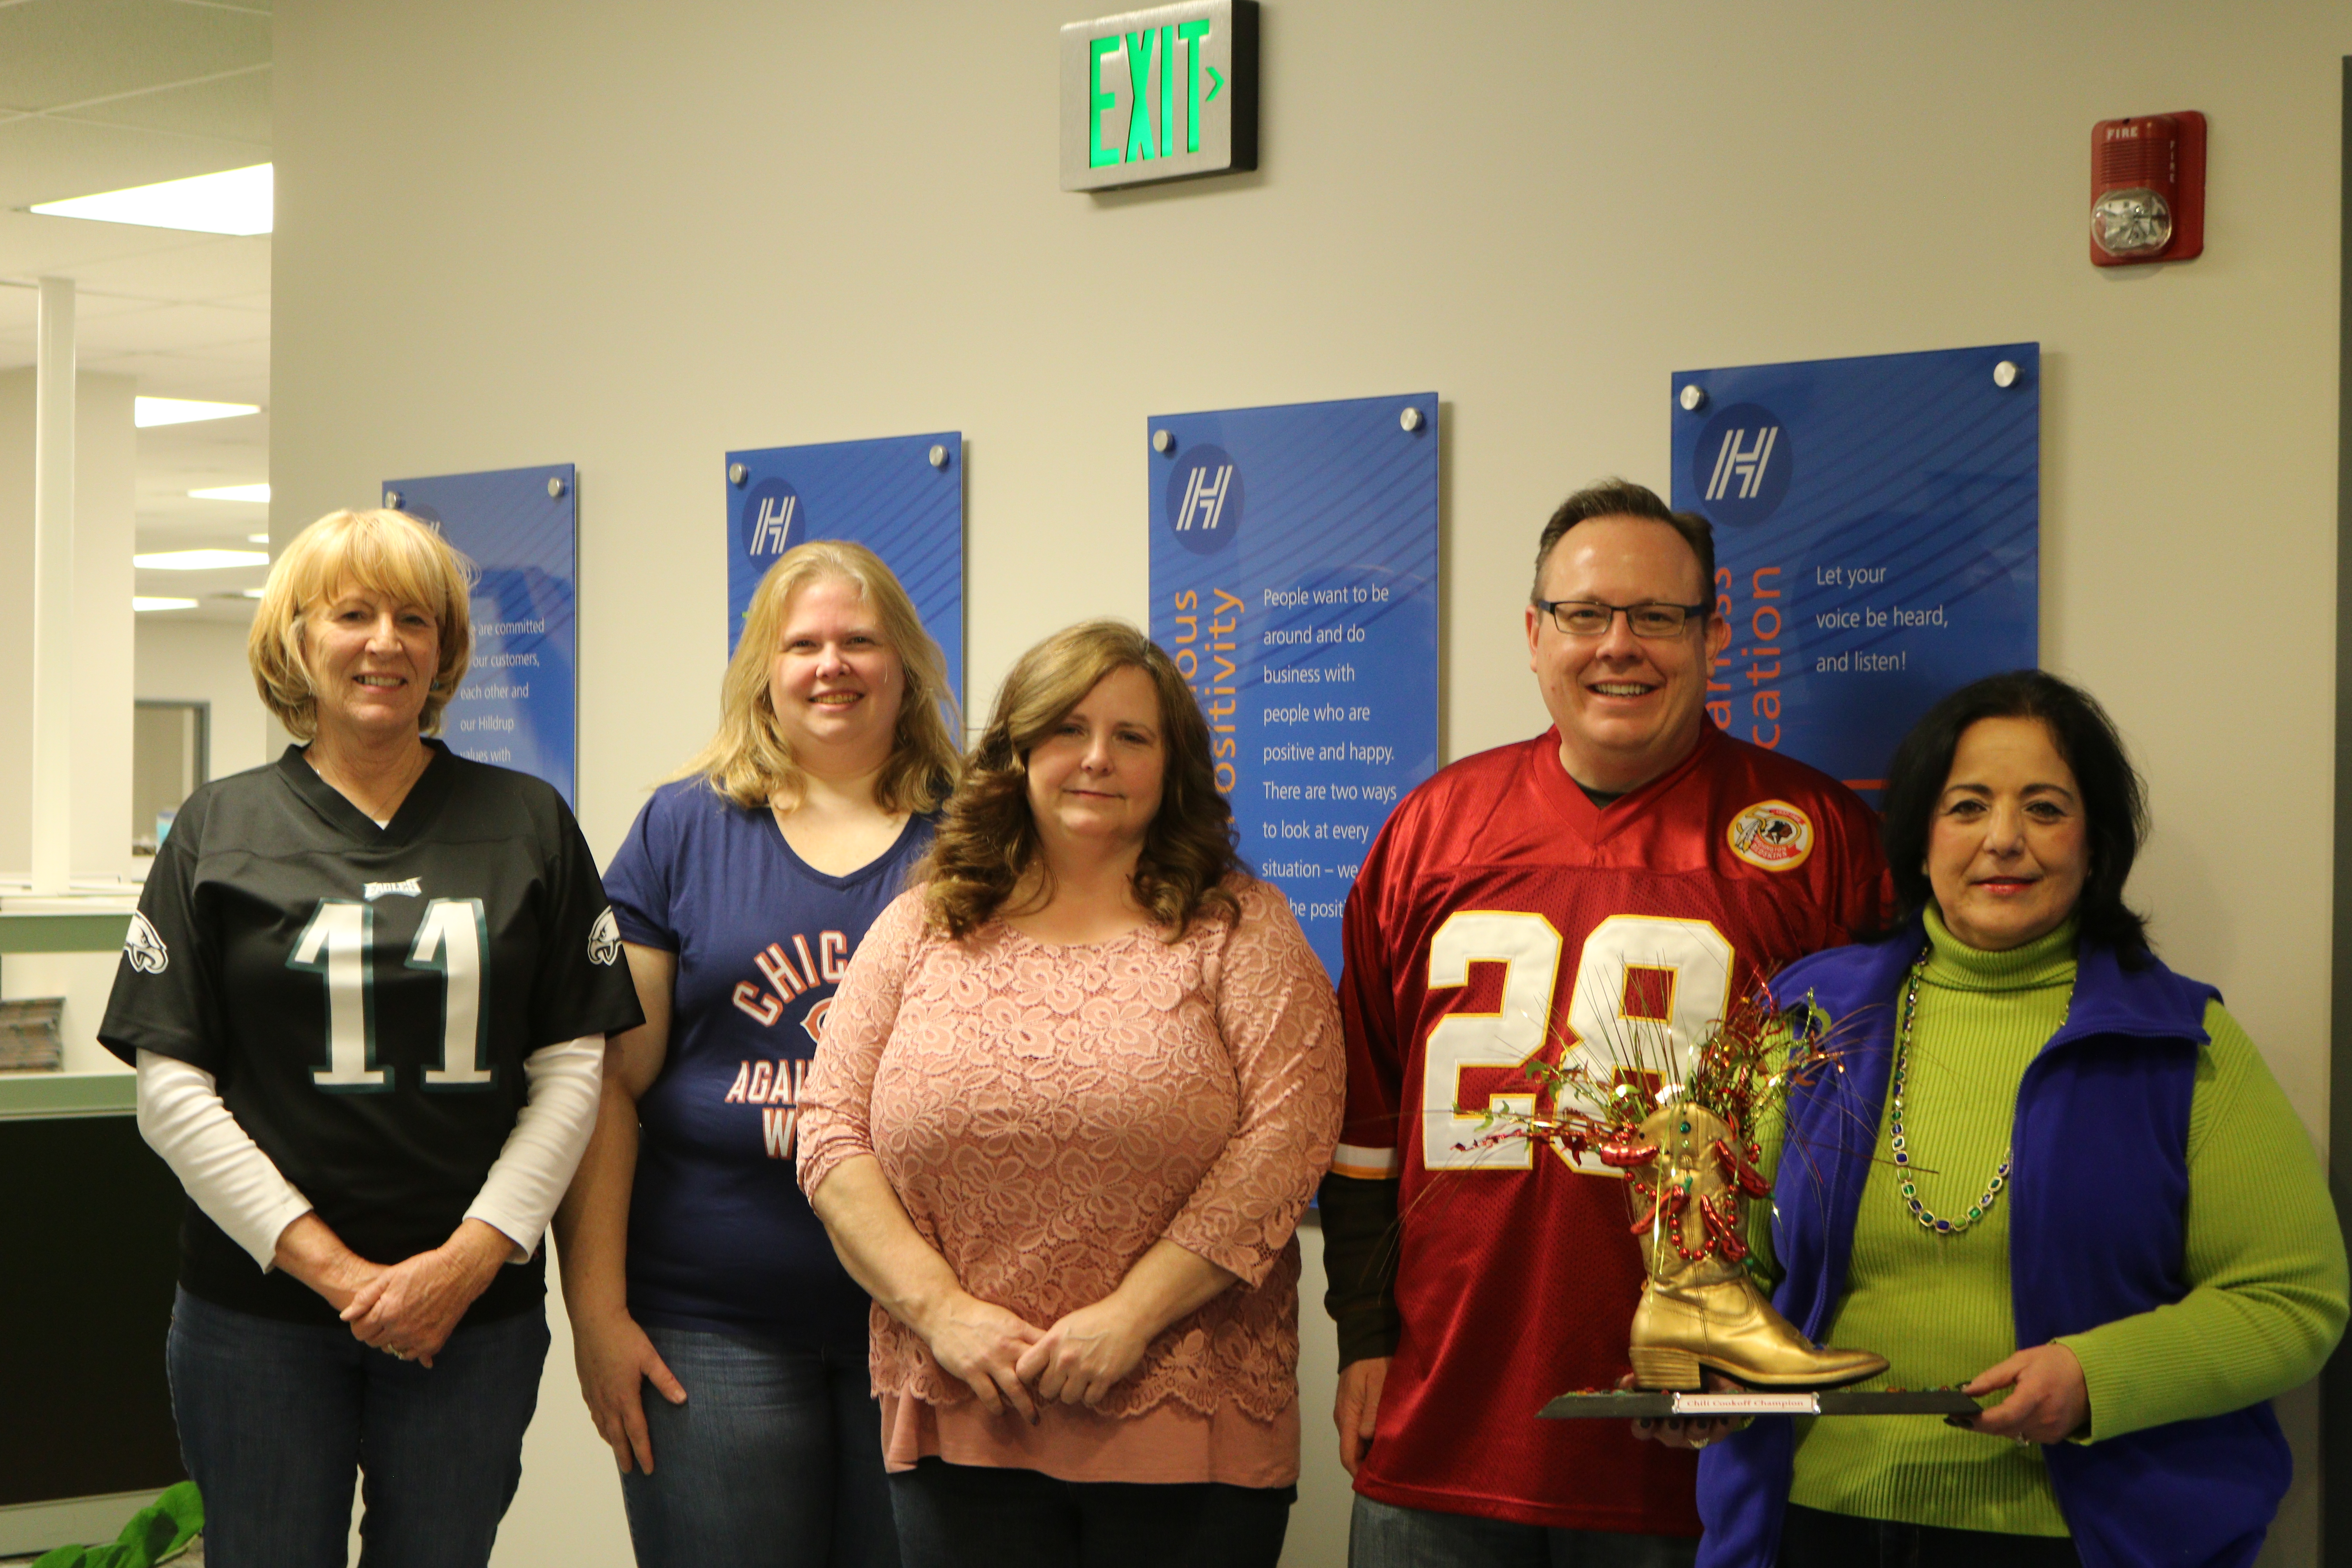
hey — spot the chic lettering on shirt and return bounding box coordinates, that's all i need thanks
[731,929,851,1028]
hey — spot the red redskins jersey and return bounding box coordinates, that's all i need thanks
[1334,724,1890,1534]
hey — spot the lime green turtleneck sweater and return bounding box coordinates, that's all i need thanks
[1764,908,2346,1535]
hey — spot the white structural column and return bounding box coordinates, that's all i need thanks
[30,277,75,895]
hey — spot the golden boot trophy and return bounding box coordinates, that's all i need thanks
[1606,1101,1886,1392]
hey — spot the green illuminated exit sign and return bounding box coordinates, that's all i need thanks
[1060,1,1258,191]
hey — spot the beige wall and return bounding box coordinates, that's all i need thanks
[274,4,2350,1563]
[134,617,273,786]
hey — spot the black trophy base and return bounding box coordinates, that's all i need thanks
[1541,1388,1983,1419]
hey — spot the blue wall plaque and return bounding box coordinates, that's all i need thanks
[385,463,578,806]
[725,434,965,707]
[1148,393,1441,978]
[1671,345,2039,796]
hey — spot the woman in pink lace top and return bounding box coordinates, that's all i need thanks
[798,621,1343,1568]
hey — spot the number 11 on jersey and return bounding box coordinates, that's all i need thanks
[290,897,494,1091]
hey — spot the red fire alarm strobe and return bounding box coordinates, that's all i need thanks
[2091,112,2206,266]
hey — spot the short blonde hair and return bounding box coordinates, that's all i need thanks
[248,509,475,739]
[677,540,961,814]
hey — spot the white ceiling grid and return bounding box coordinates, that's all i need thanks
[0,0,274,617]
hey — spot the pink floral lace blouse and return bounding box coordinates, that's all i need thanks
[797,878,1344,1425]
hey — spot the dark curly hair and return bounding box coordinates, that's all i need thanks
[918,621,1243,941]
[1880,669,2152,963]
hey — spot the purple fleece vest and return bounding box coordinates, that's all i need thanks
[1693,925,2289,1568]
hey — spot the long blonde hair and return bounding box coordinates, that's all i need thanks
[247,509,475,739]
[677,540,960,813]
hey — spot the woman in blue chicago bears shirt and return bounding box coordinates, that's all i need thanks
[554,540,959,1568]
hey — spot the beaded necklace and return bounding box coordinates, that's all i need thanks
[1888,955,2013,1235]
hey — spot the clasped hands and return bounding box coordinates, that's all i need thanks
[297,1217,514,1368]
[918,1290,1153,1423]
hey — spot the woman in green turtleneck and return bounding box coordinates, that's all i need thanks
[1652,671,2346,1568]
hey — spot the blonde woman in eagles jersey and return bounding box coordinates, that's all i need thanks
[100,508,643,1568]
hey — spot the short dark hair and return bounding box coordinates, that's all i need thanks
[1531,479,1717,608]
[1880,670,2152,962]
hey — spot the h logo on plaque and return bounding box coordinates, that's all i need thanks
[744,479,803,558]
[1167,446,1243,553]
[1693,403,1792,524]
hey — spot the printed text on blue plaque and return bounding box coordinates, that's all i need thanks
[1148,394,1440,978]
[1671,345,2038,794]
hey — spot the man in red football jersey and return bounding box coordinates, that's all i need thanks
[1321,479,1891,1565]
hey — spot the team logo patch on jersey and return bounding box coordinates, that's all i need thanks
[364,878,422,901]
[1727,800,1813,871]
[588,907,622,966]
[124,912,170,974]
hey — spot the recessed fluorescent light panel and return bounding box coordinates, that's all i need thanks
[134,597,198,613]
[135,549,270,570]
[246,532,270,543]
[189,483,270,503]
[31,164,272,236]
[136,397,260,428]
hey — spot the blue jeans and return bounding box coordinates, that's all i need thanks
[889,1457,1293,1568]
[619,1325,898,1568]
[165,1287,547,1568]
[1350,1495,1699,1568]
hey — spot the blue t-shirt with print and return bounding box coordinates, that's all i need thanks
[603,777,933,1347]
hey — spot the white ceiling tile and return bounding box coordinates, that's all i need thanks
[0,0,270,113]
[90,356,269,405]
[0,281,200,344]
[185,333,265,363]
[136,406,269,452]
[0,113,265,209]
[140,497,270,532]
[90,348,265,379]
[59,65,269,145]
[70,300,265,354]
[0,205,223,278]
[58,234,268,301]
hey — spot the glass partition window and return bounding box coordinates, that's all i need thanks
[131,701,209,855]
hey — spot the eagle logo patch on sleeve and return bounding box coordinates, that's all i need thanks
[124,912,170,974]
[1727,800,1814,871]
[588,908,622,966]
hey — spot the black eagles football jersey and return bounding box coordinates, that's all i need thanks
[101,742,645,1325]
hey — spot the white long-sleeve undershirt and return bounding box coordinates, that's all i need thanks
[135,1035,605,1272]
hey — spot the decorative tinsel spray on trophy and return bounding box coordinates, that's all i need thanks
[1459,979,1979,1422]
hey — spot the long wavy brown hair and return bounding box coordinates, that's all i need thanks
[920,621,1243,940]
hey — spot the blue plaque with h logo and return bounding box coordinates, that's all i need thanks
[1147,393,1441,980]
[383,464,579,806]
[724,434,965,708]
[1670,345,2038,799]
